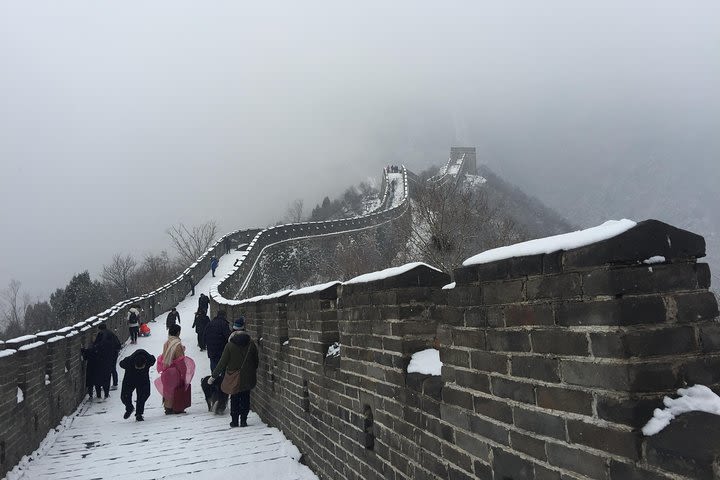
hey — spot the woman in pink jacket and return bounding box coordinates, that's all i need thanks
[155,324,195,414]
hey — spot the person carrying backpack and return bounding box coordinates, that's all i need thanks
[127,306,141,344]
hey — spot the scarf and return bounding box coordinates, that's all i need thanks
[162,336,183,367]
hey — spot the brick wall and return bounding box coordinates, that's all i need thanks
[211,220,720,480]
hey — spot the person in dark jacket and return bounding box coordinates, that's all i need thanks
[105,327,122,390]
[92,324,118,398]
[166,308,180,330]
[185,273,195,296]
[192,310,210,351]
[208,317,259,427]
[198,293,209,315]
[204,310,230,372]
[119,349,156,421]
[210,256,219,277]
[80,324,115,400]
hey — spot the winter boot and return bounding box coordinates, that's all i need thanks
[136,415,144,421]
[123,407,134,419]
[240,416,248,427]
[229,421,239,428]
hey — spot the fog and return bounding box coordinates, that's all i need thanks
[1,1,719,298]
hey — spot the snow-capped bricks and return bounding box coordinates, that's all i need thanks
[205,218,720,480]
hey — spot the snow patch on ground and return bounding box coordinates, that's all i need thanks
[407,349,442,376]
[463,219,637,266]
[642,385,720,436]
[465,174,486,187]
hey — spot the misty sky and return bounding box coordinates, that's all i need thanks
[1,1,719,299]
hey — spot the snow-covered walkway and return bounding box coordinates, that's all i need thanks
[5,252,317,480]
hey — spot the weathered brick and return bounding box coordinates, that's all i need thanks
[596,394,664,428]
[546,442,608,479]
[491,377,535,404]
[470,351,508,374]
[526,274,582,300]
[510,430,547,460]
[531,329,589,356]
[561,360,629,390]
[468,415,509,445]
[514,406,566,440]
[487,330,531,352]
[557,296,666,327]
[454,430,490,461]
[582,263,705,297]
[672,291,719,323]
[536,385,593,415]
[473,395,513,423]
[567,420,640,460]
[452,369,490,393]
[512,356,560,382]
[442,386,474,410]
[492,448,534,480]
[504,303,554,327]
[481,279,525,305]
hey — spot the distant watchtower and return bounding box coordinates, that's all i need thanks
[449,147,477,175]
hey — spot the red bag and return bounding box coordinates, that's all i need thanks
[173,384,191,412]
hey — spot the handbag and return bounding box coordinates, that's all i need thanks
[220,346,252,395]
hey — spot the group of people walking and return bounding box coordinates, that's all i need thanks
[84,292,258,429]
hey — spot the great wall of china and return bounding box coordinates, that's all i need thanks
[1,148,719,479]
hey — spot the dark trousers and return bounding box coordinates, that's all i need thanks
[129,326,139,342]
[111,355,119,386]
[230,390,251,422]
[121,383,150,416]
[209,356,221,373]
[196,331,206,349]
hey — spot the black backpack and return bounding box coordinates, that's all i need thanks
[128,310,138,324]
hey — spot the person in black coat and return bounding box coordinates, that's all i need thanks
[198,293,210,315]
[105,327,122,390]
[204,310,230,372]
[81,347,102,400]
[119,349,156,421]
[192,310,210,351]
[166,308,180,330]
[90,324,118,398]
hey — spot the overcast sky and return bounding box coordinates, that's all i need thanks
[1,1,719,299]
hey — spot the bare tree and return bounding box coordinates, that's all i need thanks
[167,221,218,265]
[285,199,304,223]
[101,253,137,300]
[135,251,181,293]
[407,176,491,279]
[1,279,30,337]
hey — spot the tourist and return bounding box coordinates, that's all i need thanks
[92,323,118,398]
[127,306,141,344]
[166,307,180,330]
[204,310,230,372]
[198,293,209,315]
[185,273,195,296]
[155,324,195,415]
[210,256,219,277]
[103,325,123,390]
[208,317,259,427]
[119,349,155,421]
[192,310,210,351]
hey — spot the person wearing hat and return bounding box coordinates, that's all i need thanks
[208,316,259,427]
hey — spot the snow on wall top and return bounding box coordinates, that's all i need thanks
[0,349,17,358]
[462,219,637,266]
[642,385,720,436]
[289,281,342,297]
[344,262,441,285]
